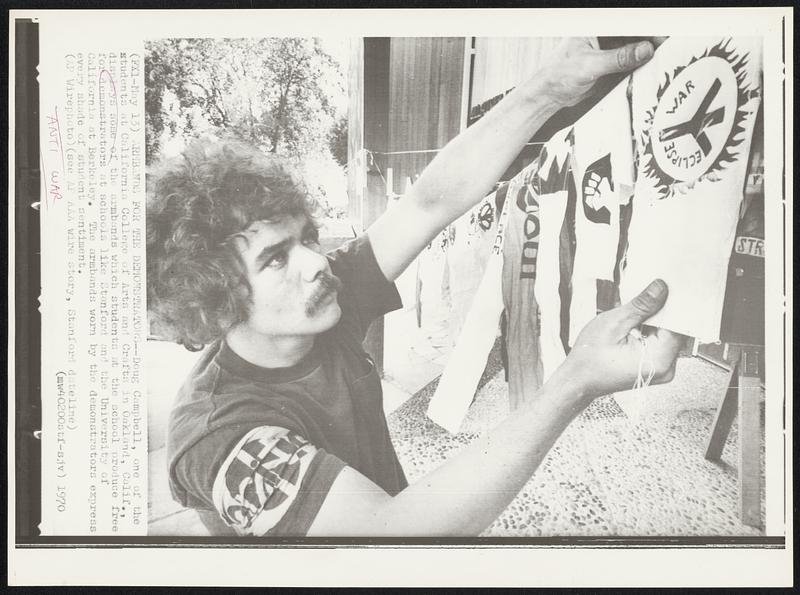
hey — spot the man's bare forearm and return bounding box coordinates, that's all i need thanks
[304,40,675,537]
[369,38,660,282]
[308,279,679,537]
[378,381,587,535]
[368,76,559,281]
[410,76,559,225]
[309,379,588,536]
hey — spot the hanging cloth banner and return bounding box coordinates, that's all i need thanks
[619,37,763,342]
[448,189,510,337]
[426,192,510,434]
[428,37,762,430]
[503,76,635,406]
[568,76,636,345]
[502,170,544,410]
[530,126,578,382]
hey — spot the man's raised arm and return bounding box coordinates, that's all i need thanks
[368,37,659,282]
[306,280,683,536]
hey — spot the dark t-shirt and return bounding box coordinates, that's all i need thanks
[166,235,407,535]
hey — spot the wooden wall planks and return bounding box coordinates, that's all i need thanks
[471,37,562,108]
[346,38,365,225]
[386,37,466,197]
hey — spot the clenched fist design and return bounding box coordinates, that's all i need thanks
[581,153,614,225]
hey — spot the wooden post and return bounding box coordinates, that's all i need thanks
[703,344,763,528]
[737,346,762,528]
[459,36,475,132]
[346,38,365,226]
[385,167,394,201]
[362,37,392,374]
[704,346,740,461]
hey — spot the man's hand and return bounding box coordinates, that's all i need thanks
[369,37,667,283]
[532,37,661,109]
[545,279,684,405]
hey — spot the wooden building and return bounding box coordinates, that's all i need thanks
[346,37,569,367]
[347,36,568,231]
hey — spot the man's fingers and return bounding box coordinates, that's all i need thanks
[644,327,684,382]
[590,41,655,75]
[651,327,686,360]
[617,279,669,327]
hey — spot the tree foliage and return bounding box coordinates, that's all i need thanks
[145,38,345,165]
[328,115,349,167]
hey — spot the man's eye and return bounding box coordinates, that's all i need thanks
[302,236,320,247]
[265,252,287,269]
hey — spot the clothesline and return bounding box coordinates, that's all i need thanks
[362,144,547,196]
[367,142,546,157]
[341,142,549,178]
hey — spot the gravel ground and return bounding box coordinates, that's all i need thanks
[386,350,766,537]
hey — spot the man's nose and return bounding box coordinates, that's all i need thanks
[299,244,330,283]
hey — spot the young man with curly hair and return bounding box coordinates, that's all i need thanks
[148,38,682,536]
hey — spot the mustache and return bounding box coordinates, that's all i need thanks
[305,272,342,316]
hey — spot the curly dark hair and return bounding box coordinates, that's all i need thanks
[146,138,318,350]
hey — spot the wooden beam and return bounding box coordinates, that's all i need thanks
[704,364,738,461]
[361,37,392,374]
[737,346,763,528]
[703,344,763,528]
[346,38,365,225]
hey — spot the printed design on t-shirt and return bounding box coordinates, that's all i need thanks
[641,38,758,198]
[581,153,614,225]
[516,128,575,280]
[213,426,317,535]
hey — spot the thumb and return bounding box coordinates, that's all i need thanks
[617,279,669,327]
[589,40,655,75]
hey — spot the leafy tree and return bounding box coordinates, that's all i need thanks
[145,38,344,165]
[329,115,348,167]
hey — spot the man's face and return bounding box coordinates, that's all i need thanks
[234,214,343,339]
